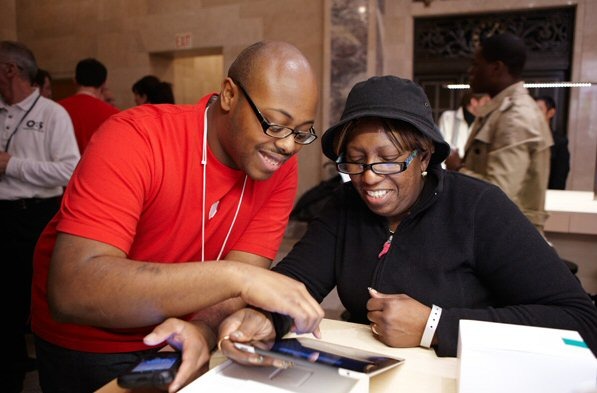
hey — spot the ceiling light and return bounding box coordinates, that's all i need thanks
[446,82,592,89]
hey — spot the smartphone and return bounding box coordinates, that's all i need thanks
[234,337,404,377]
[117,351,182,389]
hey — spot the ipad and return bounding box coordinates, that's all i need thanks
[234,337,404,378]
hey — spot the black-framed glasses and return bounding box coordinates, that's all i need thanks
[336,150,419,175]
[232,79,318,145]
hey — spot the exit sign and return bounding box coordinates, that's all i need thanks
[175,32,192,49]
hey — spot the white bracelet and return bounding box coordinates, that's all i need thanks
[420,304,442,348]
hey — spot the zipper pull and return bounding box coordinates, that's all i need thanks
[378,234,393,258]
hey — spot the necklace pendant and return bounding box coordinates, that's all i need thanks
[209,201,219,219]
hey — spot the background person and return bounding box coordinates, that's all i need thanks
[101,86,118,108]
[59,57,120,154]
[132,74,175,104]
[0,40,79,393]
[437,91,489,158]
[216,75,597,365]
[445,32,553,236]
[535,95,570,190]
[31,40,323,393]
[32,68,53,99]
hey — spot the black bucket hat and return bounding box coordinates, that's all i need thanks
[321,75,450,166]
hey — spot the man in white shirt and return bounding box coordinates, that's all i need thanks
[437,91,489,158]
[0,40,79,393]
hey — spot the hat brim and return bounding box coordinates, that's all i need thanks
[322,110,450,166]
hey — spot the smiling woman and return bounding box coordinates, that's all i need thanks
[334,120,431,230]
[217,75,597,363]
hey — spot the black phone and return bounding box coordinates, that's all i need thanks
[117,351,181,389]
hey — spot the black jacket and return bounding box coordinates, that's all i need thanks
[274,166,597,357]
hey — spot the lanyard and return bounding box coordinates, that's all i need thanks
[3,93,41,152]
[200,104,248,262]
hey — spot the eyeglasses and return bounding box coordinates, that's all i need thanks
[232,79,318,145]
[336,150,419,175]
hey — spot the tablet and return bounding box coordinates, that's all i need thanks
[234,337,404,378]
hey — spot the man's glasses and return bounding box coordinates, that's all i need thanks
[336,150,419,175]
[232,79,318,145]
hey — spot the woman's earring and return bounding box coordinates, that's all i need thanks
[421,171,428,177]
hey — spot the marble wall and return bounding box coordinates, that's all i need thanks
[329,0,369,124]
[2,0,596,196]
[2,0,325,199]
[378,0,597,192]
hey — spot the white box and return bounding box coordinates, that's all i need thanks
[457,320,597,393]
[180,359,368,393]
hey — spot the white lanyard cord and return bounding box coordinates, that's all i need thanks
[201,106,208,262]
[201,104,247,262]
[216,174,247,261]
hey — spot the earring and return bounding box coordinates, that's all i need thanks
[421,171,428,177]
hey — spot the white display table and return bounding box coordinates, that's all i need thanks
[545,190,597,235]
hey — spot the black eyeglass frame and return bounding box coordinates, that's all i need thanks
[232,79,318,145]
[336,150,419,175]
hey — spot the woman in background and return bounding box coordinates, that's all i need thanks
[131,74,175,104]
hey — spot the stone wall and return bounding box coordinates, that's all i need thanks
[4,0,596,196]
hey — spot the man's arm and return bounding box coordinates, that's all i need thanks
[189,250,272,337]
[460,142,531,194]
[48,233,323,334]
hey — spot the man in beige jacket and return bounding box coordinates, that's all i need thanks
[445,32,553,235]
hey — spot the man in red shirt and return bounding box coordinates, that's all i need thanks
[32,41,323,392]
[59,58,119,154]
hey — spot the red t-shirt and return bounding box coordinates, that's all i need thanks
[31,94,298,352]
[59,93,119,153]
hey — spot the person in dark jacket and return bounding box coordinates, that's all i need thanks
[535,95,570,190]
[215,75,597,360]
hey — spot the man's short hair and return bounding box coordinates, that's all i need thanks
[536,95,556,111]
[0,40,38,84]
[75,58,108,88]
[227,41,267,87]
[480,32,527,78]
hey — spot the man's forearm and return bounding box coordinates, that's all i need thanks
[191,297,247,337]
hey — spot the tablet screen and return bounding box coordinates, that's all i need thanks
[266,337,404,375]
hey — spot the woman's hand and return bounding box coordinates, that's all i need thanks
[366,288,430,348]
[216,307,291,369]
[143,317,215,392]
